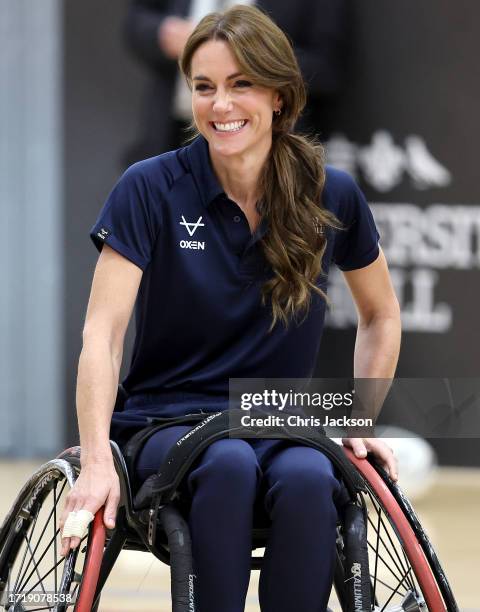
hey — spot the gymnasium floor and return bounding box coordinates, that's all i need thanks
[1,461,479,611]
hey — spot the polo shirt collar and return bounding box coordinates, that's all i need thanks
[186,134,269,243]
[186,135,225,207]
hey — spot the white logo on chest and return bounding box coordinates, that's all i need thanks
[180,215,204,236]
[180,240,205,250]
[179,215,205,250]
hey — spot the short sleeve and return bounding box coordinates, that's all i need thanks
[90,164,162,270]
[330,171,380,271]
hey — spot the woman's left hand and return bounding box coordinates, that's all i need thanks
[342,437,398,482]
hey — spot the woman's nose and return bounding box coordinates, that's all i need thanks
[212,90,233,113]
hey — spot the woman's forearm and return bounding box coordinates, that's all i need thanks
[76,334,123,467]
[351,314,401,425]
[353,314,401,379]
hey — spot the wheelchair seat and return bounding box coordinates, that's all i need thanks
[57,440,272,564]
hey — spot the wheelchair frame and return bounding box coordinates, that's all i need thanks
[0,439,459,612]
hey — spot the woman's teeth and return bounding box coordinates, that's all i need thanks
[213,120,246,132]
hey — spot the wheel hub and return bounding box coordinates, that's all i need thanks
[374,590,427,611]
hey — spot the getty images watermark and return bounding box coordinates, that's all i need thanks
[228,378,480,439]
[227,378,383,439]
[237,388,372,429]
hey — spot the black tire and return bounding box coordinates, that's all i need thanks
[0,458,90,611]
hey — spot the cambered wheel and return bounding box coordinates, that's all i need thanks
[0,459,105,612]
[333,449,459,612]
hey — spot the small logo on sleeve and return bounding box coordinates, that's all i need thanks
[96,227,110,241]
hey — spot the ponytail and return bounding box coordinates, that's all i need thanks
[259,132,343,329]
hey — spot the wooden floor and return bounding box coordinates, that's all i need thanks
[1,461,479,611]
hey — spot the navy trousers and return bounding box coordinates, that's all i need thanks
[136,425,341,612]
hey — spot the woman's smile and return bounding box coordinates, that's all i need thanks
[209,119,248,134]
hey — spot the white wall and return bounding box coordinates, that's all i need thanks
[0,0,63,457]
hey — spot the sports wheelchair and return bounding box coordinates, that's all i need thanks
[0,408,459,612]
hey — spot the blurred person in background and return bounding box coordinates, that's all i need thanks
[61,6,399,611]
[123,0,350,165]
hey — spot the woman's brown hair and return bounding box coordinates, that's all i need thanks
[180,4,343,328]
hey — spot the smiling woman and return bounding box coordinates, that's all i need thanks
[66,4,400,612]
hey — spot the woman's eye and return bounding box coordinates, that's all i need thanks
[193,80,252,92]
[234,80,252,88]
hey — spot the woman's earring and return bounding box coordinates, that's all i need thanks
[274,108,282,116]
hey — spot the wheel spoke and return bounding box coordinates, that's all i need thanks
[380,566,412,611]
[367,512,409,586]
[18,529,61,593]
[369,572,407,597]
[13,508,40,594]
[16,481,66,593]
[25,539,48,596]
[367,500,414,591]
[70,580,80,600]
[373,501,416,591]
[23,556,64,597]
[25,535,87,602]
[367,540,408,596]
[372,509,381,601]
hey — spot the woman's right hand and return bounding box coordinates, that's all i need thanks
[59,460,120,556]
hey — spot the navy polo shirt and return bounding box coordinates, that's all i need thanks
[90,136,379,443]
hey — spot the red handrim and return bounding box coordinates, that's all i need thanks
[74,511,106,612]
[343,447,446,611]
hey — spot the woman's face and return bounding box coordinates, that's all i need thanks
[190,39,281,161]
